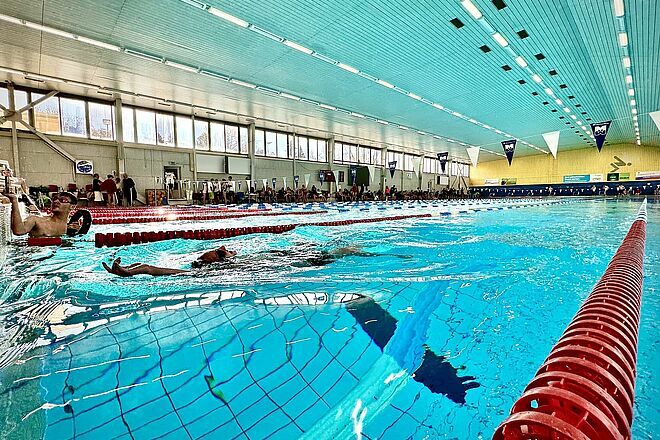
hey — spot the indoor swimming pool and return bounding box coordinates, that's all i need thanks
[0,198,657,440]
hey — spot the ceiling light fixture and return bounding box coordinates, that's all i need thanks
[613,0,625,17]
[376,79,395,89]
[544,87,553,95]
[283,40,314,55]
[515,56,527,68]
[377,119,389,125]
[461,0,483,19]
[319,104,336,110]
[351,112,365,118]
[230,79,257,89]
[628,88,635,96]
[630,99,636,106]
[555,99,563,105]
[208,7,249,28]
[532,74,542,83]
[622,57,631,68]
[337,63,359,74]
[280,92,301,101]
[492,32,508,47]
[77,36,122,52]
[563,107,571,113]
[164,60,199,73]
[408,92,422,100]
[625,75,633,84]
[618,32,628,46]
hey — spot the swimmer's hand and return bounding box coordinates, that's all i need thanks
[103,257,133,277]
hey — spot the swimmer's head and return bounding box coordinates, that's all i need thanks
[198,246,236,264]
[51,192,77,214]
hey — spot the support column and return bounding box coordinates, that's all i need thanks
[327,136,334,193]
[380,147,387,191]
[114,97,125,175]
[292,133,297,178]
[7,83,20,177]
[248,122,256,182]
[191,110,198,181]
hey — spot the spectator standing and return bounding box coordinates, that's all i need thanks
[100,174,118,206]
[92,173,103,206]
[122,173,136,206]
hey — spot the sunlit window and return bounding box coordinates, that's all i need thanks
[255,129,265,155]
[122,107,135,143]
[60,97,87,137]
[32,93,61,135]
[176,116,193,148]
[239,127,248,154]
[195,120,209,150]
[210,122,226,152]
[225,124,239,153]
[89,102,114,140]
[156,113,174,146]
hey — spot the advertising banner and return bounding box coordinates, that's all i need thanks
[563,175,590,183]
[635,171,660,180]
[590,174,604,182]
[75,160,94,175]
[484,179,499,186]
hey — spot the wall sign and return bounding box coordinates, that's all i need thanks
[75,160,93,175]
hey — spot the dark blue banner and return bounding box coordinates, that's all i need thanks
[294,175,299,188]
[272,177,276,188]
[437,152,449,174]
[350,166,357,185]
[590,121,611,152]
[388,161,397,178]
[501,140,517,166]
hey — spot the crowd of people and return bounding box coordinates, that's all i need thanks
[90,173,137,207]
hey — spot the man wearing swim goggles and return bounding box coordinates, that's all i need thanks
[5,190,77,238]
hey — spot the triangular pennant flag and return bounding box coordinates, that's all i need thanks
[437,152,449,173]
[271,177,277,188]
[590,121,611,152]
[246,179,251,190]
[542,131,560,159]
[388,161,397,178]
[261,178,268,189]
[649,111,660,131]
[466,147,480,167]
[366,165,375,184]
[349,166,357,184]
[294,175,300,188]
[412,156,422,176]
[304,173,311,187]
[283,177,287,188]
[501,140,517,166]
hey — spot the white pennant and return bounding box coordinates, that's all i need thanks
[650,111,660,132]
[304,173,311,187]
[261,178,267,189]
[542,131,560,159]
[283,177,287,188]
[466,147,480,167]
[412,156,422,176]
[366,165,375,184]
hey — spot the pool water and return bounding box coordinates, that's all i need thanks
[0,198,657,439]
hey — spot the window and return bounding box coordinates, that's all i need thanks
[308,138,318,161]
[334,142,343,162]
[89,102,114,140]
[276,133,288,158]
[298,137,308,160]
[225,125,239,153]
[176,116,193,148]
[122,107,135,143]
[32,93,61,135]
[358,147,369,164]
[404,154,415,172]
[350,145,358,163]
[239,127,248,154]
[135,109,156,144]
[387,151,403,169]
[210,122,226,152]
[156,113,174,146]
[60,97,87,137]
[255,129,265,155]
[0,88,10,129]
[318,140,327,162]
[372,149,381,166]
[265,131,277,156]
[195,120,209,150]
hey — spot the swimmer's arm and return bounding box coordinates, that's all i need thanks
[6,194,37,236]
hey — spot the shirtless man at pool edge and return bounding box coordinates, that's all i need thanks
[5,191,77,237]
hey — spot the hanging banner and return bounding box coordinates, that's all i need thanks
[246,179,251,190]
[349,166,357,185]
[261,178,268,189]
[484,178,499,186]
[466,147,480,167]
[590,174,604,182]
[237,181,242,190]
[437,152,449,174]
[501,139,517,166]
[542,131,560,159]
[366,165,375,184]
[563,174,590,183]
[388,161,397,178]
[75,160,94,175]
[304,173,311,187]
[590,120,612,152]
[412,156,422,176]
[319,172,325,184]
[294,175,300,188]
[271,178,277,188]
[650,111,660,131]
[283,177,287,188]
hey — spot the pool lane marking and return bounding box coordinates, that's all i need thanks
[247,323,263,330]
[283,315,304,323]
[13,354,150,384]
[364,319,377,325]
[191,339,216,348]
[231,348,262,358]
[332,327,348,333]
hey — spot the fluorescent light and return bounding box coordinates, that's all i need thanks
[469,118,478,123]
[614,0,625,16]
[0,66,23,75]
[408,92,422,100]
[208,7,249,28]
[337,63,359,74]
[377,119,389,125]
[632,108,637,114]
[633,115,638,121]
[0,13,23,25]
[76,36,121,52]
[494,129,504,134]
[65,80,100,89]
[492,32,508,47]
[398,125,408,130]
[555,99,563,105]
[618,32,628,46]
[417,131,426,135]
[432,103,444,110]
[532,74,542,83]
[630,99,636,106]
[283,40,314,55]
[461,0,483,19]
[544,87,553,96]
[351,112,365,118]
[636,140,641,145]
[319,104,336,110]
[164,60,198,73]
[622,56,631,68]
[24,21,74,38]
[625,75,633,84]
[248,25,283,42]
[124,48,163,62]
[452,111,463,117]
[628,88,635,96]
[563,107,570,113]
[577,120,582,125]
[515,56,527,68]
[25,73,64,83]
[570,114,577,120]
[200,70,229,81]
[634,121,638,126]
[230,79,256,89]
[377,79,395,89]
[281,92,301,101]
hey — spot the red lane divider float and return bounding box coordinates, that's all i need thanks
[87,210,324,225]
[94,213,431,247]
[493,199,648,440]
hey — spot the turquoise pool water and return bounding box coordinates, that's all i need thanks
[0,198,656,439]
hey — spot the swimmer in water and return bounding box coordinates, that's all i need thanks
[103,246,236,277]
[5,191,77,237]
[271,244,411,267]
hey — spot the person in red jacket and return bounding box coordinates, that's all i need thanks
[100,174,118,206]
